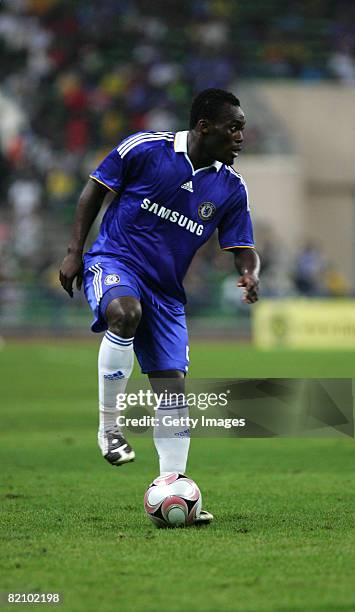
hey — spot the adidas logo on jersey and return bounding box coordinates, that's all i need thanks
[181,181,193,192]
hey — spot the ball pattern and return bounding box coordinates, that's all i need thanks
[144,473,202,528]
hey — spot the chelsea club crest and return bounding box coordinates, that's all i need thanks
[198,201,216,221]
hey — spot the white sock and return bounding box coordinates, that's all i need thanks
[153,399,190,476]
[98,330,134,434]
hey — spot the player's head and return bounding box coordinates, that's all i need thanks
[189,88,246,165]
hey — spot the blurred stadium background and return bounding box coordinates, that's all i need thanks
[0,0,354,348]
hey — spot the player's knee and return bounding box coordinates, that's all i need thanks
[106,297,142,337]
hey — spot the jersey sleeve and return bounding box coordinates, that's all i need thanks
[218,181,255,250]
[89,133,147,193]
[90,149,126,193]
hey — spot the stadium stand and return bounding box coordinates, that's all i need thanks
[0,0,354,332]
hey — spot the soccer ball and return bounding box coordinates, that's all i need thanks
[144,473,202,528]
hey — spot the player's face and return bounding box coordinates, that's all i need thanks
[203,104,246,165]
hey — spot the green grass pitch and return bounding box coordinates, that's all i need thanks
[1,341,354,611]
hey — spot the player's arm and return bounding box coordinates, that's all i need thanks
[59,179,109,297]
[233,247,260,304]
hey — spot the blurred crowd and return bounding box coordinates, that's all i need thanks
[0,0,354,326]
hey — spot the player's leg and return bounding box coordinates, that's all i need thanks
[148,368,213,524]
[100,295,142,426]
[83,261,141,466]
[148,370,190,477]
[133,292,191,475]
[133,297,190,476]
[97,296,141,464]
[135,295,213,523]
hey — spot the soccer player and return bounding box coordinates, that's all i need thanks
[59,88,260,524]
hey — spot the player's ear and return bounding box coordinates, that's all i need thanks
[196,119,210,135]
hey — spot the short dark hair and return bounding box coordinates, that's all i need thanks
[189,88,240,129]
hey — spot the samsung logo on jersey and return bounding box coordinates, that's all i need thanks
[141,198,204,236]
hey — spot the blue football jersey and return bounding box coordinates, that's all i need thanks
[87,130,255,303]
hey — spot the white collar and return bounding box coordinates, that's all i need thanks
[174,130,223,172]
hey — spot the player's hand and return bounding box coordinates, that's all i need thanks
[237,273,259,304]
[59,253,83,298]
